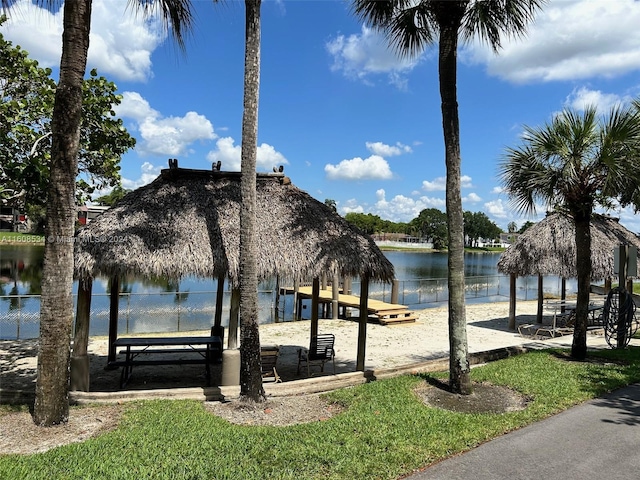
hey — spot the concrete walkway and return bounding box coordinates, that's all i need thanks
[407,383,640,480]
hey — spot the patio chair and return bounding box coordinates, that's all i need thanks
[261,345,281,383]
[297,334,335,376]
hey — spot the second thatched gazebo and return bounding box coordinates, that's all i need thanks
[498,212,640,328]
[71,162,395,390]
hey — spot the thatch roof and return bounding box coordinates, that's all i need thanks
[74,166,394,284]
[497,212,640,280]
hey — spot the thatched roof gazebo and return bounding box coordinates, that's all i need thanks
[71,163,394,390]
[497,212,640,328]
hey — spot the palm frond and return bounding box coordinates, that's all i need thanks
[387,3,436,58]
[500,99,640,220]
[128,0,197,51]
[351,0,398,29]
[353,1,436,59]
[462,0,545,51]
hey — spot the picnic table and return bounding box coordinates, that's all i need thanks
[110,335,223,388]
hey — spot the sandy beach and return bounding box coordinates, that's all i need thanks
[0,300,613,395]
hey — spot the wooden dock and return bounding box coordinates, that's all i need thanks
[280,286,417,325]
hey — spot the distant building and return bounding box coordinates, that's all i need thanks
[77,205,110,225]
[0,207,27,232]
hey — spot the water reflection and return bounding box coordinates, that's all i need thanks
[1,245,576,340]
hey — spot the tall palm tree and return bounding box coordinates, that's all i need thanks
[353,0,544,394]
[1,0,196,426]
[239,0,265,401]
[500,104,640,360]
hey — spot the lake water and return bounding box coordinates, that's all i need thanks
[0,245,573,339]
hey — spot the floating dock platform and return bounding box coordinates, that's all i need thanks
[280,286,417,325]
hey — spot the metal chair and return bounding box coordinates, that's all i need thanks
[297,334,335,376]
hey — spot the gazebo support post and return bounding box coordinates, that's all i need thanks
[320,273,327,318]
[356,275,369,371]
[228,287,240,349]
[536,275,543,324]
[311,278,320,341]
[214,275,224,329]
[561,278,567,313]
[293,278,299,320]
[508,274,516,330]
[107,276,120,365]
[332,273,339,320]
[212,275,225,347]
[274,275,280,322]
[71,278,92,391]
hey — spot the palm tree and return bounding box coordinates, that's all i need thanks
[239,0,265,401]
[500,104,640,360]
[1,0,196,426]
[352,0,544,394]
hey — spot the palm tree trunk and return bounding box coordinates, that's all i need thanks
[239,0,264,401]
[33,0,92,426]
[571,211,591,360]
[439,13,471,395]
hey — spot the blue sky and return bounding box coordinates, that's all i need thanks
[3,0,640,232]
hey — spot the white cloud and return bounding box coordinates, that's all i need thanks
[422,175,472,192]
[342,189,446,223]
[485,199,508,219]
[366,141,412,157]
[1,0,166,82]
[326,25,422,89]
[340,199,364,215]
[564,86,631,113]
[121,162,162,190]
[463,192,482,203]
[422,177,446,192]
[116,92,216,157]
[491,186,504,194]
[464,0,640,83]
[206,137,288,172]
[325,155,392,180]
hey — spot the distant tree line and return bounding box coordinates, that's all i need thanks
[342,207,505,249]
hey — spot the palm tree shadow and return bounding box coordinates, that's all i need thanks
[591,385,640,426]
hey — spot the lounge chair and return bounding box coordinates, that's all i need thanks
[297,334,335,376]
[261,345,281,382]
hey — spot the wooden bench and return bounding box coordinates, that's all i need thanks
[110,335,222,388]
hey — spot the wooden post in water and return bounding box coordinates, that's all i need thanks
[71,278,92,391]
[342,276,352,318]
[356,276,369,371]
[107,276,120,365]
[332,273,339,320]
[391,279,399,305]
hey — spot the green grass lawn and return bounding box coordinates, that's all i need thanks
[2,348,640,479]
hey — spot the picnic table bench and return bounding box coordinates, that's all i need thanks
[109,335,222,388]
